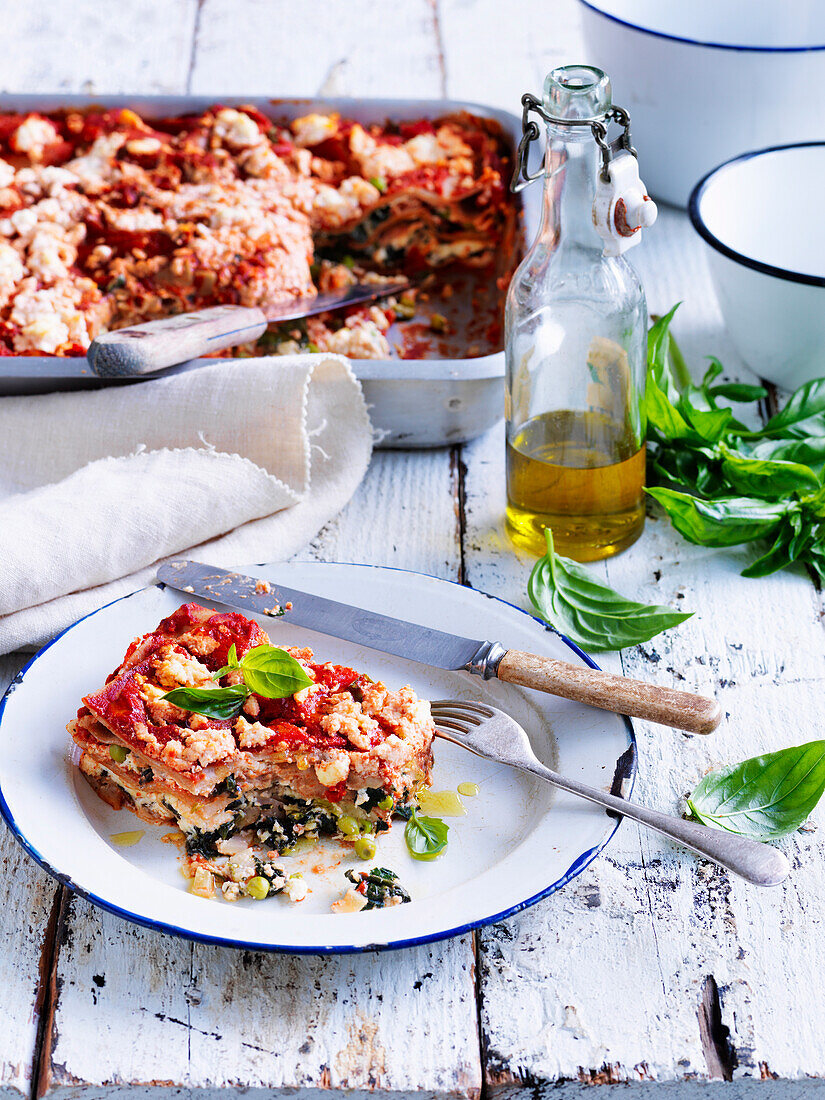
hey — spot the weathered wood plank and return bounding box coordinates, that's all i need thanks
[0,655,62,1098]
[439,0,586,112]
[189,0,445,98]
[0,0,198,95]
[462,206,825,1091]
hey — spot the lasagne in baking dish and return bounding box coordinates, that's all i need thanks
[67,603,435,903]
[0,105,516,360]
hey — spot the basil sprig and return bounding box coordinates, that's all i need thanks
[688,742,825,840]
[163,643,313,719]
[645,306,825,581]
[405,808,449,860]
[528,528,692,651]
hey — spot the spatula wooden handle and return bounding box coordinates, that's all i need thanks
[87,305,268,377]
[496,650,721,734]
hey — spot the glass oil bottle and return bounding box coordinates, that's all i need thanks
[505,66,654,561]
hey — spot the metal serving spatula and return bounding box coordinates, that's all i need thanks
[157,560,722,735]
[86,279,409,378]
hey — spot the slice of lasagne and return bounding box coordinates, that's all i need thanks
[68,603,434,903]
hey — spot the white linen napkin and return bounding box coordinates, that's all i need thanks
[0,355,372,655]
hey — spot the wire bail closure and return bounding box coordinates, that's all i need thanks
[511,92,637,193]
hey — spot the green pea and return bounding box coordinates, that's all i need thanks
[337,816,360,837]
[109,744,130,764]
[354,837,376,861]
[378,796,394,811]
[246,876,270,900]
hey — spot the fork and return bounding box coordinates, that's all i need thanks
[430,700,790,887]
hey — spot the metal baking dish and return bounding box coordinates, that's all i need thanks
[0,95,539,448]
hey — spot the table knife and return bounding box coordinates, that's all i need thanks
[157,560,722,735]
[86,279,409,378]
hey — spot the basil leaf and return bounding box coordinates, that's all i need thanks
[646,488,789,547]
[240,645,314,699]
[740,523,797,578]
[687,741,825,839]
[679,397,732,443]
[758,378,825,438]
[212,642,241,680]
[649,446,728,498]
[162,684,250,720]
[709,382,768,403]
[405,810,449,860]
[646,373,695,441]
[699,358,724,395]
[647,304,684,400]
[718,447,820,498]
[528,529,692,651]
[745,435,825,475]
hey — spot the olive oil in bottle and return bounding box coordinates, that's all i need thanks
[506,410,645,560]
[504,64,654,562]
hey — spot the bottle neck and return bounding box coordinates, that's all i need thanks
[541,128,601,254]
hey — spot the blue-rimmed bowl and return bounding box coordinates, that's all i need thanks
[689,143,825,389]
[579,0,825,206]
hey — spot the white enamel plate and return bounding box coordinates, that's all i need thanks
[0,563,635,953]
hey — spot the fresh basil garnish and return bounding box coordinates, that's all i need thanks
[644,307,825,583]
[164,643,313,718]
[405,809,449,860]
[212,642,241,679]
[528,528,692,652]
[239,645,314,698]
[162,684,250,720]
[687,742,825,840]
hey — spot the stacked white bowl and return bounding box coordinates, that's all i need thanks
[580,0,825,386]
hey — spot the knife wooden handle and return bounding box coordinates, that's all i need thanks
[87,305,268,377]
[496,650,721,734]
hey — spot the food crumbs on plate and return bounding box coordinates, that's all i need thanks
[254,579,271,594]
[190,867,215,898]
[417,789,467,817]
[331,888,368,914]
[110,830,145,847]
[161,831,184,846]
[457,782,479,797]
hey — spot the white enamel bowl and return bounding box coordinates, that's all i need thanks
[0,563,634,954]
[689,143,825,389]
[579,0,825,207]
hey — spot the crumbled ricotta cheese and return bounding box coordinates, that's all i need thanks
[213,109,264,148]
[284,873,308,903]
[291,113,337,147]
[349,124,415,180]
[12,116,58,160]
[104,206,165,232]
[9,279,90,353]
[125,136,162,156]
[314,750,350,787]
[67,132,126,191]
[0,242,24,309]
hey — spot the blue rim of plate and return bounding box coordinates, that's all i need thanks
[689,142,825,288]
[578,0,825,52]
[0,563,636,954]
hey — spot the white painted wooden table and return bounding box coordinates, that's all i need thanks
[2,2,822,1096]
